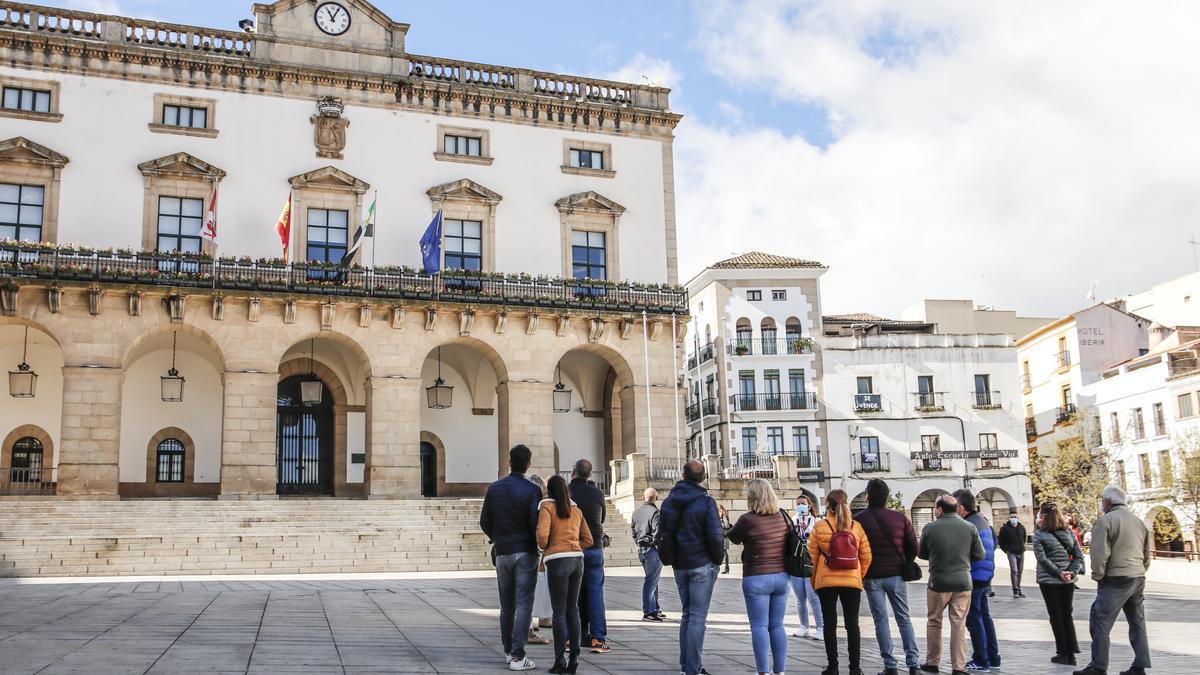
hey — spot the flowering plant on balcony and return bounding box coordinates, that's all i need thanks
[256,257,288,267]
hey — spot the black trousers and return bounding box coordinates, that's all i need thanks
[817,586,862,669]
[1039,583,1079,656]
[548,557,584,663]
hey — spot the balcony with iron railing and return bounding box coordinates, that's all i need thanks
[1056,403,1078,424]
[727,451,778,479]
[685,398,719,422]
[852,452,890,473]
[915,456,951,472]
[686,341,716,370]
[853,393,883,413]
[1020,373,1032,391]
[1057,350,1073,369]
[0,466,56,496]
[976,455,1014,471]
[972,390,1002,409]
[729,336,814,357]
[913,391,946,412]
[1026,417,1038,439]
[731,392,818,413]
[0,243,688,315]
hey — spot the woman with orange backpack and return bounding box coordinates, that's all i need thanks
[808,489,873,675]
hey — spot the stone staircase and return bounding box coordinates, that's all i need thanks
[0,498,641,578]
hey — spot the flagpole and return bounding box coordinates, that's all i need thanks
[671,313,681,464]
[642,310,654,462]
[370,190,378,269]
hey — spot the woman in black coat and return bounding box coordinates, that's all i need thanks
[1032,503,1085,665]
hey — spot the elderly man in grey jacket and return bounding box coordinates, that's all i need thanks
[1073,485,1152,675]
[631,487,666,622]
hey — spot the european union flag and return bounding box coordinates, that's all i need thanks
[419,209,443,275]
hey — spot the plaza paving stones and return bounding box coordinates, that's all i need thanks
[0,569,1197,674]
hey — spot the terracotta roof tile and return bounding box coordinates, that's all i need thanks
[708,251,825,270]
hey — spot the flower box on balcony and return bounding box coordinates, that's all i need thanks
[915,405,945,413]
[973,403,1003,411]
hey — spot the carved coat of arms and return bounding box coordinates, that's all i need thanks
[311,96,349,159]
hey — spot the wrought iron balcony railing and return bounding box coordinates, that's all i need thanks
[687,341,716,370]
[1056,403,1077,423]
[1026,417,1038,438]
[913,391,946,410]
[852,452,890,473]
[685,398,719,422]
[731,392,817,412]
[972,390,1001,408]
[1057,350,1072,369]
[0,242,688,314]
[730,336,814,356]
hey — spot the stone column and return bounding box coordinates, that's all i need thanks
[498,381,557,480]
[57,366,123,497]
[630,386,682,459]
[219,371,278,499]
[366,376,422,498]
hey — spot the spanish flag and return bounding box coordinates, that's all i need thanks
[275,192,292,262]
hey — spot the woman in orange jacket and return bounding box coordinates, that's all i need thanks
[536,475,594,674]
[808,489,873,675]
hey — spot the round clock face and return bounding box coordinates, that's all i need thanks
[314,2,351,36]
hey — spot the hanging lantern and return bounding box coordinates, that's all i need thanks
[552,365,573,413]
[8,325,37,398]
[426,346,453,409]
[160,331,185,402]
[300,338,323,404]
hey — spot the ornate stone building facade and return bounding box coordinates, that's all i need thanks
[0,0,686,501]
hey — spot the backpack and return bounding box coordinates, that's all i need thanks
[782,511,814,578]
[824,522,860,571]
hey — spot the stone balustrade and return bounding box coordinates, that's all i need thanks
[0,1,671,112]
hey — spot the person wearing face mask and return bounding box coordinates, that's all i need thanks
[997,511,1028,598]
[789,494,824,641]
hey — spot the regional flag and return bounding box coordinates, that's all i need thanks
[200,185,218,241]
[275,193,292,262]
[341,191,375,265]
[419,209,443,275]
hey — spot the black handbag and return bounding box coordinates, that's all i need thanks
[867,510,921,582]
[782,511,814,578]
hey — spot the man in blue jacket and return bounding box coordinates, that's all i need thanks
[659,459,724,675]
[480,445,543,671]
[953,489,999,672]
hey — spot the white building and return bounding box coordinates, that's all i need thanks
[821,318,1033,533]
[1017,304,1149,469]
[1111,271,1200,328]
[684,252,827,494]
[900,299,1054,340]
[0,0,685,500]
[1085,330,1200,555]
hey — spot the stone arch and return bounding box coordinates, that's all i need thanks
[279,358,349,407]
[1,424,55,473]
[976,487,1016,527]
[1146,505,1184,555]
[0,316,66,350]
[850,490,870,515]
[420,340,507,492]
[911,488,950,537]
[274,330,373,381]
[120,323,227,374]
[420,430,455,497]
[118,426,215,498]
[551,342,639,478]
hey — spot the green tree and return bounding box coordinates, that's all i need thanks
[1030,434,1109,531]
[1172,430,1200,548]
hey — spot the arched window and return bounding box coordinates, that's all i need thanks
[735,318,752,353]
[761,318,778,355]
[155,438,185,483]
[10,436,43,483]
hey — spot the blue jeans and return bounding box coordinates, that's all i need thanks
[863,575,920,669]
[967,582,1000,667]
[639,546,662,615]
[674,562,718,675]
[579,547,607,642]
[495,551,538,660]
[743,572,790,674]
[790,575,823,630]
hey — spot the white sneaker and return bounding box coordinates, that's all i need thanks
[504,654,512,664]
[811,630,824,641]
[792,628,807,638]
[508,656,536,671]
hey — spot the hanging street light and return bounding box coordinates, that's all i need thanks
[8,325,37,398]
[552,364,573,413]
[426,346,453,409]
[160,330,185,402]
[300,338,323,404]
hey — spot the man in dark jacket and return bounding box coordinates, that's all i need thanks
[632,487,666,622]
[954,489,1000,672]
[479,444,543,671]
[997,511,1027,598]
[855,478,920,675]
[919,495,984,675]
[659,459,723,675]
[569,459,611,653]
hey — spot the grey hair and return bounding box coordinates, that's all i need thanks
[1101,485,1127,505]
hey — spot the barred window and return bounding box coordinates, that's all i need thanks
[155,438,185,483]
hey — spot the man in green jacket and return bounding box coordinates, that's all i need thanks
[1074,485,1152,675]
[918,495,984,675]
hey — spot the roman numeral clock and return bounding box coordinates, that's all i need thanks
[314,2,351,36]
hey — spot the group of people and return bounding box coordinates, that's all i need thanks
[480,446,1154,675]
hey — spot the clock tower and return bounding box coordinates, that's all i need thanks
[251,0,409,75]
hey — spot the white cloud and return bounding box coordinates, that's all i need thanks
[601,53,681,93]
[674,0,1200,316]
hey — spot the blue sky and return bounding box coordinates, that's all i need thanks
[64,1,1200,318]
